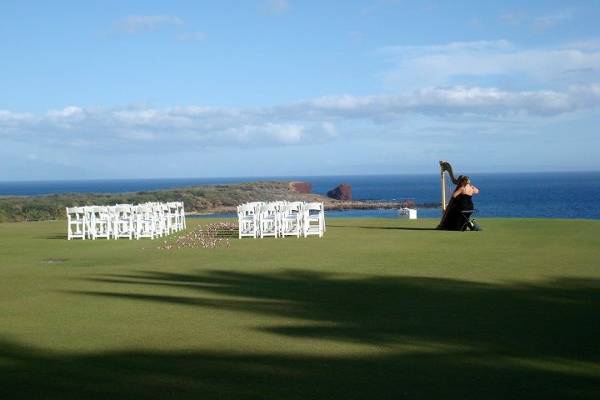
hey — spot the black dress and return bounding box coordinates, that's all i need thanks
[438,193,474,231]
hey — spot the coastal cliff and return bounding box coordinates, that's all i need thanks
[327,184,352,200]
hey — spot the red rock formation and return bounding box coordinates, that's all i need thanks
[290,181,312,194]
[327,184,352,200]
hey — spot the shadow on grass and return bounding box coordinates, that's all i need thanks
[327,224,438,231]
[42,234,68,240]
[2,271,600,399]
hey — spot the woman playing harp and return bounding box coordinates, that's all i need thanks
[437,161,480,231]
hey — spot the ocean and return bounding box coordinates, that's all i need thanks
[1,172,599,219]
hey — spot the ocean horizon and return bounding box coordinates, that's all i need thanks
[1,172,600,220]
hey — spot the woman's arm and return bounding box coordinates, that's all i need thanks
[452,187,464,198]
[470,185,480,194]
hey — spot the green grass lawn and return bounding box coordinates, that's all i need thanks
[1,217,599,399]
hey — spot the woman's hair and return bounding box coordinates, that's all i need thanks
[458,175,470,187]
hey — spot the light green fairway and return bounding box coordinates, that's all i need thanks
[1,218,599,399]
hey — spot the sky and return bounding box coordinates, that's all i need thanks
[1,0,600,180]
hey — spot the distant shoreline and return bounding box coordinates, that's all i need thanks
[0,181,436,223]
[186,200,439,217]
[3,171,600,197]
[3,173,600,220]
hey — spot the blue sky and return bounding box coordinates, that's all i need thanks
[1,0,599,180]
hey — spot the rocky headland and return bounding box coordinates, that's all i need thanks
[326,184,352,200]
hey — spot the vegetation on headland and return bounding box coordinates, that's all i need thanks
[0,181,421,222]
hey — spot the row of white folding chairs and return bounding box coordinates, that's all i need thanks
[66,202,186,240]
[237,201,325,239]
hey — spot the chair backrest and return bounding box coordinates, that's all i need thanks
[238,204,257,216]
[260,203,279,215]
[136,205,154,219]
[287,201,303,213]
[304,202,323,213]
[115,205,132,218]
[304,202,325,227]
[66,207,86,222]
[66,206,85,214]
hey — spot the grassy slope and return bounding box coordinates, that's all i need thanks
[0,218,599,399]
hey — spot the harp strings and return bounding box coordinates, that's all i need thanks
[439,160,459,210]
[444,174,454,208]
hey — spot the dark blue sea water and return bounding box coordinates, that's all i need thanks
[1,173,599,219]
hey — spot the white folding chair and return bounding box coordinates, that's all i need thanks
[172,201,186,231]
[165,202,178,233]
[280,203,302,238]
[66,207,86,240]
[259,203,279,238]
[238,204,259,239]
[89,206,111,240]
[179,202,186,230]
[134,204,155,240]
[113,205,134,240]
[150,203,166,238]
[303,202,325,238]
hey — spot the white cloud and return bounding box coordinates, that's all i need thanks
[47,106,84,118]
[1,84,599,153]
[270,123,303,143]
[257,123,304,144]
[116,15,184,34]
[378,39,600,90]
[297,85,600,117]
[0,110,33,123]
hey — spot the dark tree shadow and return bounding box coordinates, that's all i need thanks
[327,224,439,231]
[42,234,68,240]
[2,271,600,399]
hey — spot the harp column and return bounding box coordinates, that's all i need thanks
[441,169,446,211]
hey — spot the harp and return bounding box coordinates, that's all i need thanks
[440,160,459,211]
[437,160,460,229]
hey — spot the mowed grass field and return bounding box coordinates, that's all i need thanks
[1,217,599,399]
